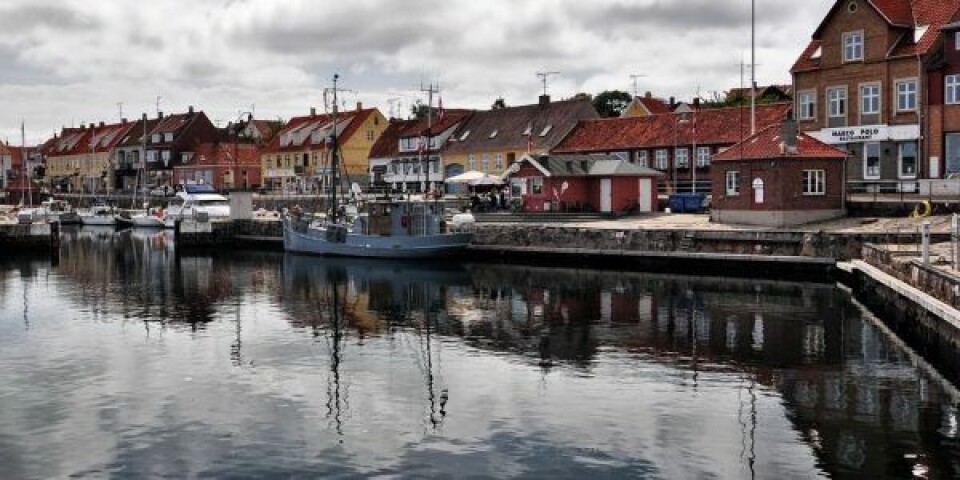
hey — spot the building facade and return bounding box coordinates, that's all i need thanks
[792,0,960,189]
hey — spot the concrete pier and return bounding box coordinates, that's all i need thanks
[0,222,59,257]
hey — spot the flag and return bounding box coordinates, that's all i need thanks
[437,96,444,121]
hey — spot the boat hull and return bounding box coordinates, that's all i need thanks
[282,220,472,259]
[80,214,117,227]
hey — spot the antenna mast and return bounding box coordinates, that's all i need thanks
[420,83,439,196]
[750,0,757,135]
[629,74,647,97]
[536,71,560,97]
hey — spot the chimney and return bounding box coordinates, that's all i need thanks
[99,121,105,128]
[157,111,164,119]
[539,94,550,107]
[782,118,799,150]
[142,113,147,122]
[356,101,363,111]
[310,107,317,117]
[693,98,700,109]
[644,91,652,98]
[121,118,128,125]
[669,96,676,108]
[188,105,194,114]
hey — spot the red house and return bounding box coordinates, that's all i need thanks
[710,121,848,227]
[173,142,262,191]
[508,153,663,214]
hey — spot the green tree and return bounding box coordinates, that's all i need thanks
[410,100,429,119]
[592,90,632,117]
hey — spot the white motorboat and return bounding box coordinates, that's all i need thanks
[79,204,118,227]
[163,184,231,228]
[115,207,166,229]
[40,198,81,224]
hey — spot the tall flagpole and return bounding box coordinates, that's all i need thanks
[21,121,30,207]
[750,0,756,135]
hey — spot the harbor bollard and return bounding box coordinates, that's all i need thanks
[921,221,931,265]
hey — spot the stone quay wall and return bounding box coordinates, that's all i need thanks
[861,244,960,311]
[471,224,946,262]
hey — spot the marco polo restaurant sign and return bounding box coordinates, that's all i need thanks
[809,124,920,144]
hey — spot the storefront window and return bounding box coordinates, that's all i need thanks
[947,134,960,175]
[899,142,917,179]
[864,143,881,179]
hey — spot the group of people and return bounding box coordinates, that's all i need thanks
[470,189,509,212]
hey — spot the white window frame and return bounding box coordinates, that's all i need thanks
[860,82,880,118]
[842,31,864,62]
[863,142,881,180]
[636,150,648,167]
[827,86,847,119]
[898,142,918,179]
[151,134,161,144]
[675,148,689,168]
[802,169,826,196]
[163,132,174,142]
[896,79,917,112]
[481,154,490,172]
[696,146,711,167]
[947,74,960,105]
[467,154,476,170]
[798,90,816,120]
[530,177,544,195]
[725,170,740,196]
[495,153,504,169]
[655,149,668,170]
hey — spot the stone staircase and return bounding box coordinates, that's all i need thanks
[472,212,609,223]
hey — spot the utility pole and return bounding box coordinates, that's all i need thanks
[629,74,647,98]
[155,95,162,117]
[536,71,560,97]
[117,102,124,121]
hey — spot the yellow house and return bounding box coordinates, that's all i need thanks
[45,122,133,193]
[260,105,387,193]
[441,96,599,179]
[620,93,672,118]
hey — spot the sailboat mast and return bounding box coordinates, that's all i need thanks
[330,74,340,223]
[21,121,30,207]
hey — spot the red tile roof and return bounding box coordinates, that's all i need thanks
[869,0,915,26]
[153,113,196,135]
[553,103,792,153]
[634,96,671,115]
[263,108,378,153]
[713,123,847,161]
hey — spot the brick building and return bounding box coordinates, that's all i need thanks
[711,121,848,227]
[792,0,960,188]
[929,18,960,177]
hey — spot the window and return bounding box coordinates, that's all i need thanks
[530,177,543,195]
[828,87,847,118]
[897,80,917,112]
[696,147,711,167]
[146,150,157,162]
[842,31,863,62]
[366,130,374,141]
[798,91,815,120]
[468,154,476,170]
[864,142,881,179]
[947,75,960,105]
[459,130,471,141]
[860,84,880,115]
[899,142,917,179]
[180,152,193,164]
[725,171,740,196]
[636,150,649,167]
[948,134,960,175]
[481,154,490,172]
[495,153,504,169]
[675,148,689,168]
[161,150,171,164]
[802,170,825,195]
[655,149,668,170]
[539,125,553,137]
[151,134,160,144]
[489,130,499,139]
[164,132,174,142]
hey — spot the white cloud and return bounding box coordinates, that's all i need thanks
[0,0,833,145]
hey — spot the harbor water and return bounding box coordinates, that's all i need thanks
[1,226,959,478]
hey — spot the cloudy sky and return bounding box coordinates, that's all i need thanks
[0,0,833,145]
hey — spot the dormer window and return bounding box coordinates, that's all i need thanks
[843,31,863,62]
[811,46,822,60]
[151,134,161,144]
[489,129,499,139]
[459,130,471,141]
[539,125,553,137]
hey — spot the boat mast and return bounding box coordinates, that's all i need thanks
[330,74,340,223]
[21,121,30,207]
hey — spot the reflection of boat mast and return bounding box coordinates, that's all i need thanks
[738,371,757,480]
[413,285,447,431]
[325,270,348,438]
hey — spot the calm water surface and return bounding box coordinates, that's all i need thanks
[1,227,960,479]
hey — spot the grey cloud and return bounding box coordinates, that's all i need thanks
[0,5,101,32]
[575,0,796,31]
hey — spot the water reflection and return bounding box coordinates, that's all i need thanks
[0,229,959,478]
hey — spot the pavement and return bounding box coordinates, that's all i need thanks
[565,213,956,234]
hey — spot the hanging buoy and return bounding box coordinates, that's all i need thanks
[910,200,932,218]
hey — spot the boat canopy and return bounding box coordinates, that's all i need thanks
[184,184,217,194]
